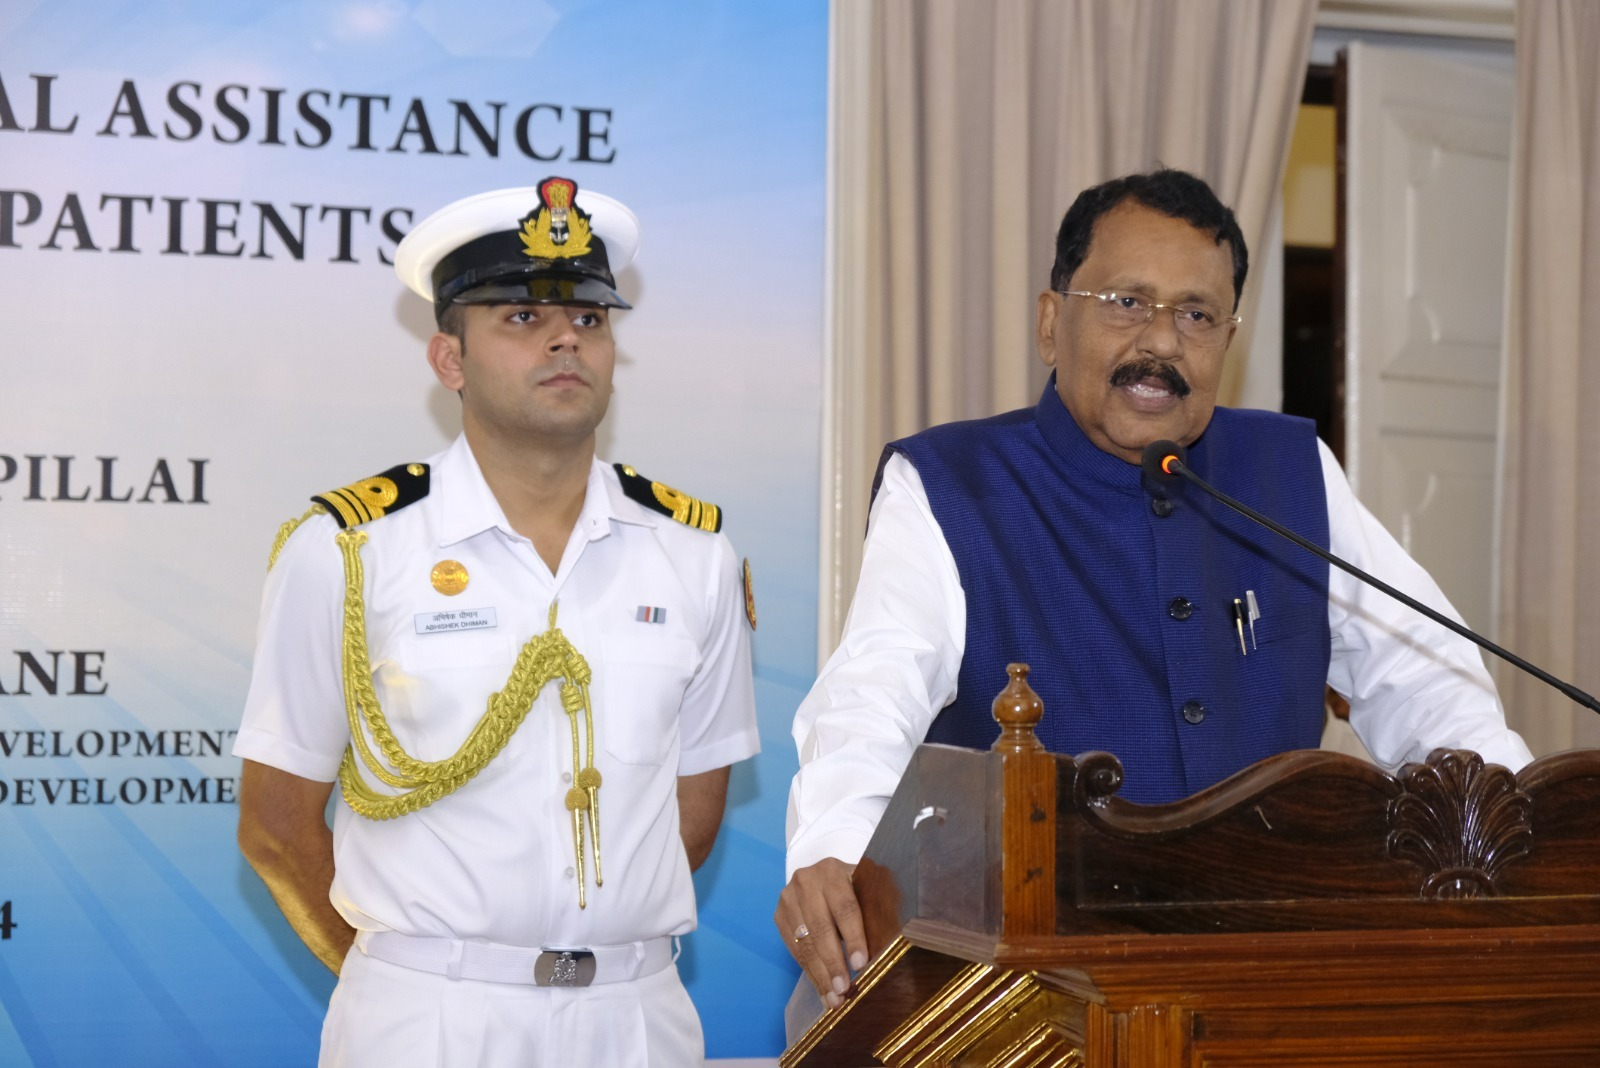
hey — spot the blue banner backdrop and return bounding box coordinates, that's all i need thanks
[0,2,819,1062]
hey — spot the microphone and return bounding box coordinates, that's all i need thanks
[1142,439,1186,493]
[1140,439,1185,516]
[1140,439,1600,715]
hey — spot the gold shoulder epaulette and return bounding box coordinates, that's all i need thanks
[313,462,431,530]
[613,463,721,533]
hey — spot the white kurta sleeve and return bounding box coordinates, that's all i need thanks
[1321,440,1534,773]
[785,453,966,880]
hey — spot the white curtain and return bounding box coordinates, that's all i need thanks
[1496,0,1600,752]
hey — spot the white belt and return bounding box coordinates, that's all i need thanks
[355,931,674,987]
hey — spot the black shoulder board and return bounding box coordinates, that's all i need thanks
[313,462,430,530]
[613,463,722,533]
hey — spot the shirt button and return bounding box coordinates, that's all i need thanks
[1168,597,1193,621]
[1151,497,1175,518]
[561,772,572,784]
[1181,700,1206,725]
[564,867,575,879]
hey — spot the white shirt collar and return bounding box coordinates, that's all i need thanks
[429,434,657,549]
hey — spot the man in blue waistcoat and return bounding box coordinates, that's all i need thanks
[775,168,1533,1013]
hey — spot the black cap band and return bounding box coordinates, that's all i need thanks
[432,228,622,311]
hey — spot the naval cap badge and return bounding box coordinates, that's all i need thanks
[520,176,594,260]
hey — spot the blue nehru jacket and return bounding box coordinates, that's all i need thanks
[881,379,1331,804]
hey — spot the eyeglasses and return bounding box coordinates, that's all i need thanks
[1060,289,1241,343]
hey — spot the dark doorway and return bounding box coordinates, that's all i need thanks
[1280,63,1345,466]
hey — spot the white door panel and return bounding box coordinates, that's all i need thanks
[1345,41,1511,634]
[1374,431,1497,631]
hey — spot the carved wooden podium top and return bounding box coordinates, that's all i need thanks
[784,664,1600,1067]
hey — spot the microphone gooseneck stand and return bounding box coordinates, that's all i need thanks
[1140,439,1600,716]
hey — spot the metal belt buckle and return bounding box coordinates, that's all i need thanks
[535,949,597,987]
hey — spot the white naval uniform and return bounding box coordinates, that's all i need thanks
[237,433,759,1067]
[786,442,1535,879]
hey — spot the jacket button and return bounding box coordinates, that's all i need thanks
[1150,497,1175,517]
[1181,700,1206,724]
[1168,597,1193,621]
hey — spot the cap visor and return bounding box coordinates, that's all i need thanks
[450,277,631,310]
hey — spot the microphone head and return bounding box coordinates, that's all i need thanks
[1141,440,1187,486]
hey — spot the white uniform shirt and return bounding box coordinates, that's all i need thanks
[237,434,759,948]
[786,443,1534,879]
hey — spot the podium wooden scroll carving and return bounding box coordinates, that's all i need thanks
[1388,748,1533,898]
[782,665,1600,1068]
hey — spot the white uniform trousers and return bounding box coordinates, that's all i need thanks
[319,950,705,1067]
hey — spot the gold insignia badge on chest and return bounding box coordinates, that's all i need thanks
[430,559,469,595]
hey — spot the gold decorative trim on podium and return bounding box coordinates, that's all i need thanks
[873,962,1083,1068]
[779,938,914,1066]
[986,1020,1085,1068]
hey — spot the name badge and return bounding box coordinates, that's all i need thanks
[414,607,498,635]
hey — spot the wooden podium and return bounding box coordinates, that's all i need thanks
[781,664,1600,1067]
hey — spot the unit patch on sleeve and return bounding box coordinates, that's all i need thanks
[613,463,722,533]
[742,557,757,631]
[313,462,431,530]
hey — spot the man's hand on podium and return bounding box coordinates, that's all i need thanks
[775,858,868,1009]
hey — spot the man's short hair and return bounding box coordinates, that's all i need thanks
[1049,169,1248,309]
[437,301,467,338]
